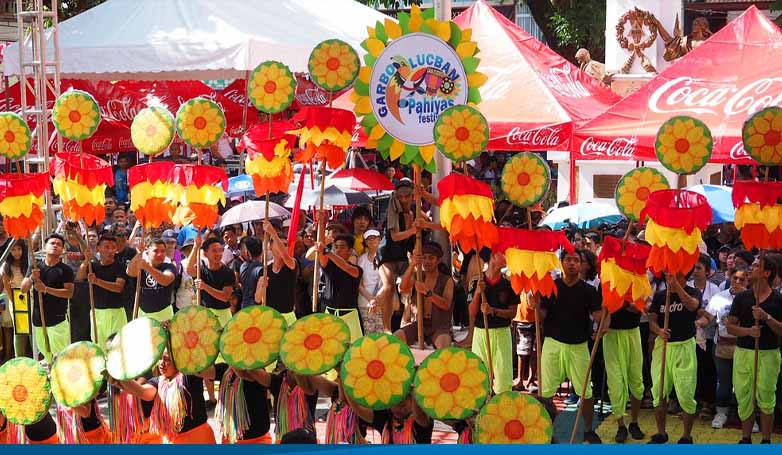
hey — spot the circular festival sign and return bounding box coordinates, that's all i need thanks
[219,305,288,370]
[0,112,32,159]
[742,106,782,166]
[169,306,221,375]
[279,313,351,375]
[106,317,168,381]
[52,90,101,141]
[0,357,51,425]
[615,167,670,222]
[434,104,488,162]
[131,106,176,156]
[308,39,360,92]
[353,6,486,172]
[501,152,551,207]
[175,97,226,148]
[50,341,106,407]
[655,116,713,175]
[248,61,297,114]
[475,392,553,444]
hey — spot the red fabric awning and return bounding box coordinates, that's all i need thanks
[573,6,780,163]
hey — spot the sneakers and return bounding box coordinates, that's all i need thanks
[615,426,628,443]
[677,436,694,444]
[648,433,669,444]
[739,437,752,444]
[628,422,645,440]
[711,412,728,429]
[583,431,602,444]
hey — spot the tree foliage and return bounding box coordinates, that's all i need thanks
[355,0,421,9]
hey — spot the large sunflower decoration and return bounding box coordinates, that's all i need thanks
[106,317,168,381]
[248,61,296,114]
[614,167,670,222]
[0,172,48,239]
[475,392,553,444]
[655,116,713,174]
[131,106,176,156]
[52,90,101,141]
[414,347,490,421]
[437,172,498,253]
[0,112,31,159]
[175,97,226,149]
[501,152,550,208]
[742,107,782,166]
[351,5,487,172]
[732,181,782,250]
[495,226,574,297]
[434,105,488,162]
[169,306,221,375]
[279,313,351,375]
[309,39,360,92]
[0,357,51,425]
[219,305,288,370]
[50,341,106,407]
[50,152,114,226]
[341,333,415,410]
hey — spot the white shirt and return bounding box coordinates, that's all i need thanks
[706,288,737,343]
[357,252,381,301]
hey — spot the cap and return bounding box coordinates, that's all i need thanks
[182,238,195,249]
[421,241,444,258]
[718,245,732,253]
[162,229,177,242]
[363,229,381,239]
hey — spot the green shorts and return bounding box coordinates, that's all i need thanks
[603,327,644,419]
[541,337,592,399]
[325,307,363,343]
[733,346,781,421]
[472,326,514,393]
[93,307,128,348]
[651,337,697,414]
[33,319,71,364]
[138,305,174,323]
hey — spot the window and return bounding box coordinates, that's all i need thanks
[592,175,622,199]
[515,1,546,43]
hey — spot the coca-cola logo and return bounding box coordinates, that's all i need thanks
[506,126,563,147]
[103,96,145,122]
[649,76,782,117]
[541,64,590,99]
[222,89,247,106]
[90,138,113,152]
[579,136,637,158]
[729,140,751,160]
[295,88,328,106]
[351,124,362,143]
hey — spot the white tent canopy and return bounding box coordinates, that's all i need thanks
[4,0,390,80]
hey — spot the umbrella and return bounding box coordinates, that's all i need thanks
[226,174,255,198]
[686,184,734,224]
[285,185,371,209]
[220,200,290,227]
[541,202,622,230]
[327,168,394,191]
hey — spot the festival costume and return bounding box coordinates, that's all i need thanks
[400,272,452,345]
[169,421,216,444]
[137,305,174,323]
[93,307,127,348]
[651,337,697,414]
[33,319,70,364]
[325,398,366,444]
[271,373,317,441]
[603,308,645,420]
[470,275,517,393]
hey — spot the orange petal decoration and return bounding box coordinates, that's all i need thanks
[168,164,228,229]
[129,161,177,229]
[598,236,652,314]
[495,227,574,297]
[289,107,355,167]
[238,123,296,196]
[732,180,782,250]
[50,152,114,225]
[0,172,48,239]
[437,173,497,253]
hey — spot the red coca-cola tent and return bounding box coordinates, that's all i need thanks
[573,6,778,163]
[342,0,620,151]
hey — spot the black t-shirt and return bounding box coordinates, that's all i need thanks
[32,260,75,326]
[198,261,235,310]
[115,247,137,266]
[80,400,102,432]
[90,260,126,309]
[267,261,297,314]
[319,260,361,310]
[540,279,601,344]
[239,259,263,308]
[729,289,782,350]
[25,412,57,442]
[474,275,518,329]
[147,374,206,434]
[610,306,641,330]
[370,410,433,444]
[650,286,701,342]
[215,363,270,439]
[138,263,177,314]
[269,373,318,422]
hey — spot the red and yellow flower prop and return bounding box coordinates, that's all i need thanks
[238,123,296,195]
[52,90,101,141]
[434,105,489,162]
[475,392,553,444]
[0,172,48,239]
[414,347,489,420]
[495,227,574,297]
[248,61,297,114]
[219,305,288,370]
[50,152,114,225]
[437,173,498,253]
[50,341,106,408]
[279,313,351,375]
[0,357,52,425]
[640,189,712,275]
[128,161,177,228]
[175,97,226,148]
[655,116,713,174]
[131,106,176,156]
[742,107,782,166]
[168,164,228,228]
[169,306,221,375]
[341,333,415,410]
[598,236,652,314]
[615,167,670,222]
[106,317,168,381]
[732,180,782,250]
[309,39,360,92]
[501,153,550,207]
[0,112,32,159]
[290,107,355,169]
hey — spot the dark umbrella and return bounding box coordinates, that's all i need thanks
[285,185,372,209]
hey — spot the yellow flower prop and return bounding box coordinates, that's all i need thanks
[501,152,550,207]
[0,112,31,159]
[52,90,101,141]
[352,5,487,173]
[279,313,351,375]
[655,116,712,174]
[50,341,106,407]
[434,105,488,162]
[309,39,360,92]
[219,305,287,370]
[614,167,670,222]
[475,392,553,444]
[248,61,296,114]
[170,306,221,375]
[414,347,489,420]
[131,106,176,156]
[743,107,782,165]
[106,317,168,381]
[175,97,226,148]
[341,333,415,410]
[0,357,51,425]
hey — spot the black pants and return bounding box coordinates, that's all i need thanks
[696,340,716,405]
[640,321,653,392]
[69,282,91,342]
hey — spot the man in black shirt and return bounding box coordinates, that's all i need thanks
[532,249,602,444]
[254,220,298,324]
[21,233,74,363]
[77,234,127,347]
[127,238,176,322]
[648,273,701,444]
[726,257,782,444]
[186,236,235,327]
[317,234,363,342]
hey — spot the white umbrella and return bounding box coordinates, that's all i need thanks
[541,202,622,230]
[220,200,290,227]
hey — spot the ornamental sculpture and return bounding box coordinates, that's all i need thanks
[615,7,659,74]
[658,15,713,61]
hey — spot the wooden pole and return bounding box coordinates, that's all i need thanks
[260,115,273,306]
[526,208,543,397]
[86,247,98,344]
[195,151,203,307]
[130,223,143,320]
[29,234,50,357]
[413,165,424,350]
[750,249,765,413]
[476,256,495,394]
[658,285,672,421]
[311,159,327,313]
[570,310,608,443]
